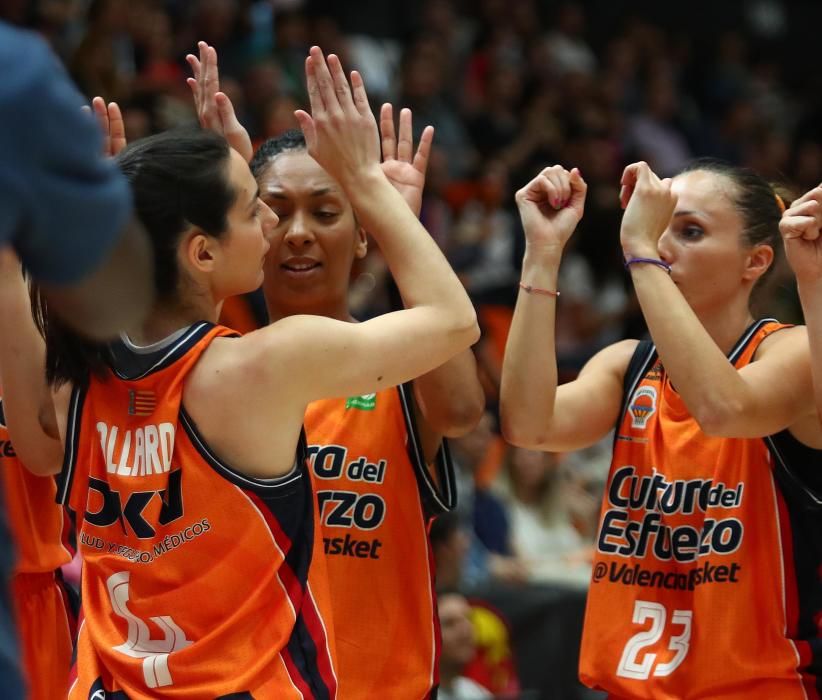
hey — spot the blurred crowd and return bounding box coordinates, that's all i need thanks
[6,1,818,697]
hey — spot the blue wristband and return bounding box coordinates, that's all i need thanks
[624,257,672,274]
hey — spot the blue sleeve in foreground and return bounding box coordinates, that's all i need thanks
[0,22,132,285]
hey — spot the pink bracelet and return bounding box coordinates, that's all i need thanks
[623,257,672,274]
[519,281,560,297]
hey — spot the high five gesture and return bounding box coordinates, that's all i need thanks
[186,41,253,162]
[379,104,434,217]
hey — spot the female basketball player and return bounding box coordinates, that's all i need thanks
[5,47,478,699]
[186,41,485,698]
[0,251,75,700]
[501,160,822,698]
[780,184,822,425]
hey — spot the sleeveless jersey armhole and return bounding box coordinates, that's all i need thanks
[397,383,457,518]
[614,339,657,444]
[56,384,85,508]
[179,407,305,496]
[767,431,822,509]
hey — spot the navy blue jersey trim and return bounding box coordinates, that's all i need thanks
[56,385,85,506]
[618,318,780,432]
[249,439,315,578]
[286,615,332,700]
[618,339,656,425]
[766,431,822,508]
[767,430,822,687]
[398,382,457,516]
[107,322,239,381]
[728,318,778,364]
[179,407,306,497]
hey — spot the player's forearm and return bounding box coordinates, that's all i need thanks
[798,279,822,425]
[347,171,477,333]
[413,350,485,437]
[630,264,754,434]
[500,251,561,446]
[0,265,61,474]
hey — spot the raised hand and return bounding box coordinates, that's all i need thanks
[186,41,253,162]
[780,186,822,285]
[514,165,587,260]
[619,161,677,259]
[379,104,434,217]
[82,96,126,158]
[294,47,382,189]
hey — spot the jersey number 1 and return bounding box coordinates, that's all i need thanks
[616,600,692,680]
[107,571,193,688]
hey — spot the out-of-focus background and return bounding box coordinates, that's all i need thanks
[6,1,818,697]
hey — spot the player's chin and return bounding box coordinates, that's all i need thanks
[231,269,266,297]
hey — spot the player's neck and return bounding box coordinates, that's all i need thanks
[694,296,756,356]
[264,296,355,324]
[126,297,218,346]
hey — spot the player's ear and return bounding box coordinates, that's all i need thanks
[354,225,367,259]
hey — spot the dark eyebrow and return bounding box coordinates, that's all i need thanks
[673,210,700,218]
[263,187,337,199]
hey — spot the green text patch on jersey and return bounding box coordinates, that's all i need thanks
[345,394,376,411]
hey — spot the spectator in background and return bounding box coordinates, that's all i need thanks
[542,2,597,78]
[401,36,478,178]
[257,92,299,142]
[270,9,311,101]
[449,161,519,304]
[624,67,694,176]
[431,512,472,591]
[495,448,597,587]
[451,412,529,587]
[70,0,133,101]
[467,62,525,162]
[438,591,494,700]
[131,6,185,96]
[242,59,287,136]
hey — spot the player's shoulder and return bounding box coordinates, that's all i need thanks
[579,339,641,380]
[754,324,807,360]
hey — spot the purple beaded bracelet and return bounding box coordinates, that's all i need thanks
[624,257,672,274]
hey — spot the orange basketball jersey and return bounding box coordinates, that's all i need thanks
[580,320,822,699]
[305,384,456,699]
[58,323,337,699]
[0,389,72,576]
[1,388,75,700]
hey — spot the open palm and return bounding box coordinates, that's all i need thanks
[379,104,433,218]
[186,41,253,163]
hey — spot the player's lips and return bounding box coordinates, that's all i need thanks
[281,257,322,274]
